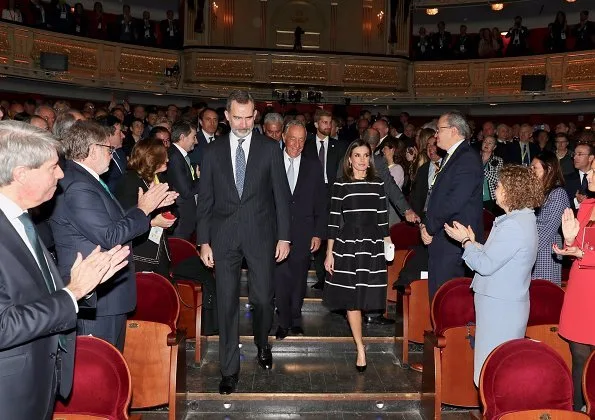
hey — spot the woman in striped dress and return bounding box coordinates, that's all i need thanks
[324,139,393,372]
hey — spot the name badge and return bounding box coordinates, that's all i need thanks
[148,226,163,244]
[60,11,66,19]
[169,29,175,37]
[97,22,102,29]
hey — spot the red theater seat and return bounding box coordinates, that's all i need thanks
[480,339,573,420]
[390,222,422,250]
[53,336,132,420]
[582,351,595,420]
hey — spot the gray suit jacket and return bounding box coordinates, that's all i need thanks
[465,208,538,301]
[374,155,411,215]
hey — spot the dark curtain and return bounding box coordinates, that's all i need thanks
[193,0,206,33]
[389,0,411,44]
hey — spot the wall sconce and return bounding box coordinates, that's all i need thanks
[490,3,504,11]
[212,1,218,28]
[426,8,438,16]
[377,10,384,37]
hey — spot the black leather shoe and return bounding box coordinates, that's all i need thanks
[311,281,324,290]
[275,326,289,340]
[364,315,395,325]
[257,344,273,369]
[219,374,239,395]
[290,326,304,336]
[356,364,367,373]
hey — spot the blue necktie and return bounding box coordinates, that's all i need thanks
[235,138,246,198]
[18,212,67,351]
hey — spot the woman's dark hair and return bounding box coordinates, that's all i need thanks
[382,137,406,166]
[533,151,565,196]
[341,139,376,181]
[128,138,167,183]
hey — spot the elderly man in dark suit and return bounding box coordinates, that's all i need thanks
[197,90,291,395]
[168,121,200,240]
[422,112,484,299]
[0,121,130,420]
[50,121,177,351]
[274,120,326,340]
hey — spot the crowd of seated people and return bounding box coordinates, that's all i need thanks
[413,10,595,60]
[0,0,182,48]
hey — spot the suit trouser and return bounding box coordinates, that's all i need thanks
[428,242,465,302]
[275,247,311,329]
[77,314,128,352]
[214,240,275,376]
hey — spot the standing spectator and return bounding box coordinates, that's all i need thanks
[117,4,136,43]
[478,28,496,58]
[139,11,156,46]
[324,139,392,372]
[432,21,452,59]
[2,0,23,22]
[481,136,504,215]
[409,131,439,218]
[382,136,405,225]
[421,112,484,299]
[293,26,305,50]
[26,0,47,28]
[444,165,542,385]
[531,151,569,285]
[549,11,568,53]
[535,129,552,152]
[188,107,219,166]
[565,143,594,211]
[160,10,181,49]
[505,16,529,56]
[555,133,574,177]
[98,115,126,192]
[504,124,539,165]
[71,2,87,36]
[453,25,474,59]
[492,27,504,56]
[554,156,595,408]
[572,10,595,51]
[50,0,72,33]
[88,1,107,40]
[414,27,433,60]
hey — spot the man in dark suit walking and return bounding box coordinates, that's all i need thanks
[0,121,130,420]
[303,109,348,290]
[422,112,484,299]
[50,121,177,351]
[197,90,291,395]
[188,107,218,167]
[168,121,200,240]
[274,120,326,340]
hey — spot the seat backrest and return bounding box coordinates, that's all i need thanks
[499,409,589,420]
[527,279,565,326]
[480,338,573,420]
[167,237,199,268]
[131,272,180,331]
[525,324,572,371]
[54,336,131,420]
[407,279,431,343]
[390,222,422,250]
[582,351,595,419]
[431,277,475,335]
[441,325,480,408]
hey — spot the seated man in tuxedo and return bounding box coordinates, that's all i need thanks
[168,121,200,240]
[0,121,130,419]
[274,120,326,339]
[566,142,595,211]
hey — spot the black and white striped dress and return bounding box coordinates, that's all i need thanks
[323,177,389,311]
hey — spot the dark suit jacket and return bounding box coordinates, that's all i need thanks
[100,148,127,193]
[303,135,347,188]
[374,154,411,215]
[50,160,149,316]
[288,155,327,254]
[565,169,584,211]
[187,130,213,167]
[0,211,79,419]
[196,133,291,252]
[426,141,484,246]
[410,161,431,217]
[167,144,200,239]
[503,140,540,165]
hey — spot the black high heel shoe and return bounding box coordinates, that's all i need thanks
[356,348,367,373]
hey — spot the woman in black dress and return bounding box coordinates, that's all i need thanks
[115,138,176,277]
[324,139,393,372]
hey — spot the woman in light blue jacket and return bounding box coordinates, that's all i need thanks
[444,165,544,385]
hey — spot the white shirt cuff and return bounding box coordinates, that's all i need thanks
[574,198,580,209]
[63,288,79,313]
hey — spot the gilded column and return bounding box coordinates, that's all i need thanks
[362,0,373,53]
[223,0,234,46]
[330,1,337,51]
[395,0,409,55]
[260,0,267,48]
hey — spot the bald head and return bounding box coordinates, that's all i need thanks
[363,128,381,150]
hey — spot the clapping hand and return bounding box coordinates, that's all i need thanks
[553,244,583,258]
[561,208,580,245]
[444,221,475,244]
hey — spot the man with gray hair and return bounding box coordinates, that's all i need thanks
[0,121,130,420]
[35,105,56,131]
[421,111,484,299]
[263,112,284,149]
[50,120,178,350]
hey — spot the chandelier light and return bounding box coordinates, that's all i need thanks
[426,8,438,16]
[491,3,504,11]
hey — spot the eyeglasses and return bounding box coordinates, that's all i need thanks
[575,153,592,157]
[437,126,452,131]
[94,143,115,153]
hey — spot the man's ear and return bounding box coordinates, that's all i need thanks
[314,121,319,129]
[12,166,28,185]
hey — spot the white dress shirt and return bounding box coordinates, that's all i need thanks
[202,129,215,144]
[230,131,252,183]
[575,170,590,209]
[315,134,329,183]
[74,160,101,181]
[284,151,302,191]
[427,158,442,187]
[173,142,188,158]
[0,193,78,312]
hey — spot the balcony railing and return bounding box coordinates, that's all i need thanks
[1,22,595,105]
